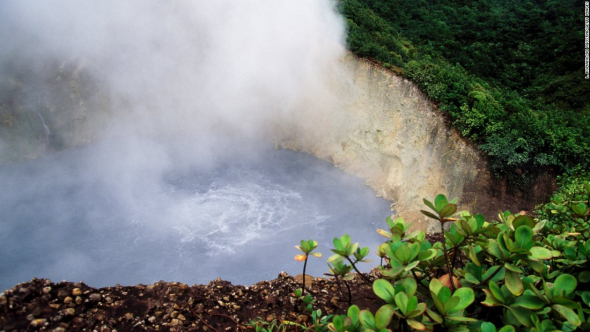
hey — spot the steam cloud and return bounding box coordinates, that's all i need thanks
[0,0,349,214]
[0,1,383,288]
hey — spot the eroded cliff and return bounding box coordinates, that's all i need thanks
[277,55,554,231]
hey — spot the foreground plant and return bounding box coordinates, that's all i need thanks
[313,192,590,331]
[328,235,372,285]
[295,239,322,296]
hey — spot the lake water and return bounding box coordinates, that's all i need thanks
[0,145,392,290]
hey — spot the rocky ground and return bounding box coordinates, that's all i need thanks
[0,272,381,332]
[0,234,446,332]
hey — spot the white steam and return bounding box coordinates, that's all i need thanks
[0,1,367,287]
[1,0,345,143]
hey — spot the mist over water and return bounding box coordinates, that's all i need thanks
[0,1,389,289]
[0,145,391,290]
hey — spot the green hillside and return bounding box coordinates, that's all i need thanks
[340,0,589,183]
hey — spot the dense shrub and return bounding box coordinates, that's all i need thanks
[339,0,590,180]
[295,194,590,331]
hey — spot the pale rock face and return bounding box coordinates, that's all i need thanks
[276,55,484,232]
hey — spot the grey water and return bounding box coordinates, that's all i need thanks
[0,146,391,291]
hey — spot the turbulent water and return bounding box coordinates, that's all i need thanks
[0,146,391,290]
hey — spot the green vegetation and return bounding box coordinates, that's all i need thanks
[286,190,590,331]
[279,3,590,330]
[339,0,590,181]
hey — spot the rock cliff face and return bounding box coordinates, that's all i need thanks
[276,55,554,231]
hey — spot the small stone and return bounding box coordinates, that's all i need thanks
[89,293,101,302]
[63,296,73,304]
[148,316,156,324]
[75,296,83,305]
[57,289,69,299]
[30,318,47,327]
[331,297,339,306]
[43,286,52,294]
[72,288,82,296]
[218,300,225,306]
[63,308,76,316]
[178,314,186,321]
[266,315,276,322]
[49,304,61,309]
[171,318,181,326]
[125,312,134,320]
[53,327,66,332]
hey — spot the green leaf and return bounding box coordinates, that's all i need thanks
[481,289,503,307]
[432,292,445,313]
[552,304,582,326]
[578,271,590,283]
[513,295,546,310]
[498,326,516,332]
[483,265,505,282]
[507,306,534,327]
[444,296,460,313]
[505,269,524,296]
[489,281,505,303]
[359,310,376,330]
[513,215,535,230]
[448,288,475,313]
[429,277,444,296]
[434,194,449,211]
[514,226,534,250]
[445,315,477,322]
[407,319,426,331]
[395,245,412,263]
[407,302,426,318]
[423,198,436,213]
[504,263,523,274]
[373,279,396,304]
[409,242,420,261]
[480,322,497,332]
[347,305,360,327]
[420,209,440,221]
[438,286,452,304]
[375,304,395,330]
[377,229,393,239]
[399,278,417,297]
[418,249,436,261]
[529,246,553,260]
[426,308,443,324]
[553,274,577,297]
[404,260,420,271]
[439,204,457,219]
[395,292,409,315]
[488,240,505,259]
[468,245,481,266]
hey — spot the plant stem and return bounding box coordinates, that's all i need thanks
[441,224,456,293]
[470,265,503,289]
[302,255,308,296]
[344,256,372,285]
[343,278,352,307]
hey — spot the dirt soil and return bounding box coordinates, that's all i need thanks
[0,233,449,332]
[0,271,384,332]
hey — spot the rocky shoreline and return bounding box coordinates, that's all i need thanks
[0,272,380,331]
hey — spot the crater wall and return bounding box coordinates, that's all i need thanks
[277,55,554,231]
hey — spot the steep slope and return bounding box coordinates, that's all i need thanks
[277,55,554,231]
